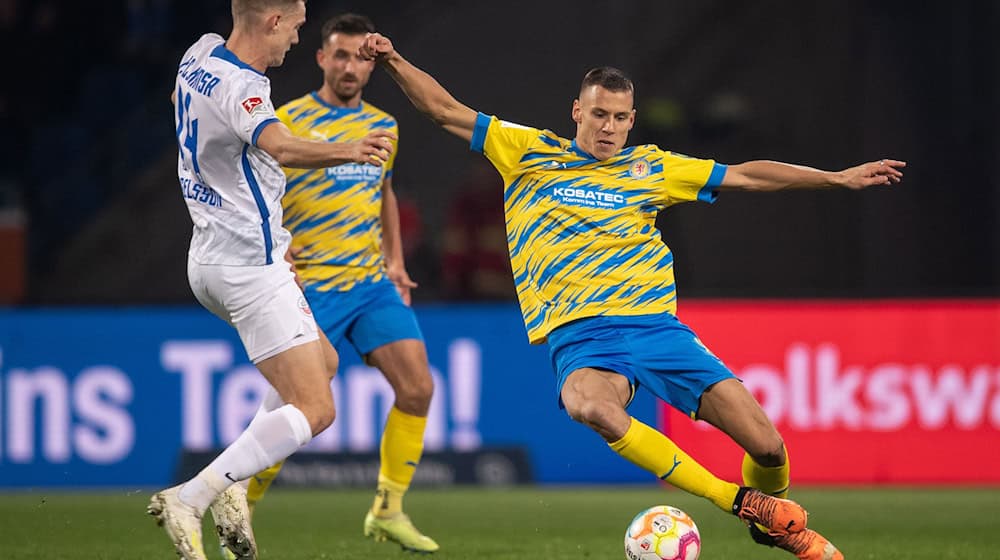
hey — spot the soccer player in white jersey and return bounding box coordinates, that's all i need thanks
[357,33,905,560]
[146,2,395,559]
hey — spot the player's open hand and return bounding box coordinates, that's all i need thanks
[359,32,394,62]
[387,264,418,306]
[352,129,397,166]
[840,159,906,190]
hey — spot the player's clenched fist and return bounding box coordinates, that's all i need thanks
[359,32,394,61]
[352,128,396,165]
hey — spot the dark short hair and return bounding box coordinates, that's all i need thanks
[321,13,375,45]
[580,67,634,95]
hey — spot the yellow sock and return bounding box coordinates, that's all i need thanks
[246,460,285,514]
[372,475,407,518]
[741,451,790,498]
[371,406,427,517]
[609,418,739,512]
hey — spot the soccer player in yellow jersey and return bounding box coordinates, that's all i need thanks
[224,14,438,554]
[359,32,907,560]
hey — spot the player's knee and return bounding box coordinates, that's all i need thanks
[565,398,614,431]
[749,437,786,467]
[302,403,335,435]
[292,392,336,435]
[394,369,434,413]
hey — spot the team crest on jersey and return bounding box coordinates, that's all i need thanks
[297,296,312,316]
[241,96,266,116]
[629,159,651,179]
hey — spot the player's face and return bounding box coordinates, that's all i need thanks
[317,33,375,103]
[267,1,306,67]
[572,85,635,160]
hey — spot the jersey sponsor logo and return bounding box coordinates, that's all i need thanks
[629,159,651,179]
[241,96,266,116]
[552,186,627,209]
[325,162,384,181]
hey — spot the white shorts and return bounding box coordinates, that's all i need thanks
[188,258,319,363]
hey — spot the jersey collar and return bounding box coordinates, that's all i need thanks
[569,139,596,160]
[210,44,265,77]
[310,92,365,114]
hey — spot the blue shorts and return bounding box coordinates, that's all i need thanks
[548,312,736,418]
[303,278,424,357]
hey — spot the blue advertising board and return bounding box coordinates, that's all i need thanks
[0,305,657,488]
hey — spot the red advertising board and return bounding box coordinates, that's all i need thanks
[659,300,1000,484]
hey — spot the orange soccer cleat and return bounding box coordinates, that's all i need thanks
[732,487,808,535]
[772,528,844,560]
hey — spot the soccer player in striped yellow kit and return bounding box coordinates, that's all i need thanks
[358,32,906,560]
[220,14,438,555]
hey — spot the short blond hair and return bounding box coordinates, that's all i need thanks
[232,0,304,25]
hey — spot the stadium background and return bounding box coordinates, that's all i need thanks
[1,0,998,491]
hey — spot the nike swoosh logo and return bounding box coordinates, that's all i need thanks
[224,472,238,483]
[405,461,418,468]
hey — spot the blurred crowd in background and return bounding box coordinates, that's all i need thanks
[1,0,996,305]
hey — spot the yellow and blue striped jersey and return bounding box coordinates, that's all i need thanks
[471,113,727,344]
[277,93,399,291]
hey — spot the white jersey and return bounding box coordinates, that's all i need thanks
[174,33,291,265]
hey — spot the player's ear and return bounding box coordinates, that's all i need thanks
[264,11,281,32]
[571,99,582,124]
[316,47,325,68]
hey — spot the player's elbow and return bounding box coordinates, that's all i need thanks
[271,148,295,167]
[266,143,300,168]
[426,98,463,128]
[427,105,453,127]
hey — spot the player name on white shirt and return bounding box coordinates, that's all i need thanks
[174,33,291,265]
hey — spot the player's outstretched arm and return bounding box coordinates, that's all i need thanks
[360,33,477,142]
[720,158,906,191]
[257,122,397,169]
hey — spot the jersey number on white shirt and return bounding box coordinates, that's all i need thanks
[176,84,203,182]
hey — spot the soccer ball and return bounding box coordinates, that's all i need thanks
[624,505,701,560]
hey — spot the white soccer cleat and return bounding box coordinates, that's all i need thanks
[147,485,208,560]
[209,484,258,560]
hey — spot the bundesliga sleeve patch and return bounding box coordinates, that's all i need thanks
[241,96,266,116]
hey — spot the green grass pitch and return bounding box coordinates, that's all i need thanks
[1,486,997,559]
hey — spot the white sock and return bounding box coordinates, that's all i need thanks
[238,387,286,490]
[178,404,312,512]
[247,387,284,430]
